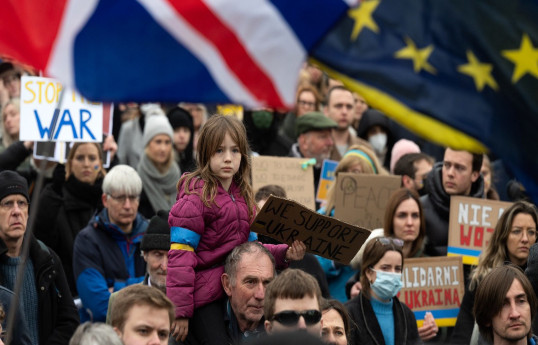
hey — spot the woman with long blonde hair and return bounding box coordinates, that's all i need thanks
[452,201,538,344]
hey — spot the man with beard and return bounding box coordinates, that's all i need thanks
[474,265,537,345]
[289,112,337,208]
[140,210,169,292]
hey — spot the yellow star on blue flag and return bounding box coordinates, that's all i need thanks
[457,50,498,91]
[311,0,538,206]
[348,0,380,40]
[502,33,538,83]
[395,37,436,74]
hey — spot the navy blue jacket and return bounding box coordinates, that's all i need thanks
[73,208,147,322]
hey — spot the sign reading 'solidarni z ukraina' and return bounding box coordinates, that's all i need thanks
[398,256,464,328]
[251,195,370,264]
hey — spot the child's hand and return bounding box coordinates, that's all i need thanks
[285,240,307,261]
[418,312,438,341]
[171,317,189,342]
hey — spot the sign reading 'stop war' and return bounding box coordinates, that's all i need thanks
[398,256,464,328]
[447,196,513,265]
[251,196,370,264]
[20,76,103,142]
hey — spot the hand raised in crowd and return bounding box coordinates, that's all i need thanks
[285,240,307,261]
[23,141,34,150]
[171,317,189,342]
[418,311,438,341]
[350,281,362,299]
[103,135,118,160]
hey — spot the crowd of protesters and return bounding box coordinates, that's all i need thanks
[0,59,536,345]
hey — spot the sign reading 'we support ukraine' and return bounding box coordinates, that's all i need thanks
[20,76,103,142]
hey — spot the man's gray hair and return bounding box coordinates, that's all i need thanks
[225,241,275,286]
[102,165,142,196]
[69,322,123,345]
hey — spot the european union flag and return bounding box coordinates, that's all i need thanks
[311,0,538,203]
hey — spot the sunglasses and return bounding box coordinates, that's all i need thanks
[376,237,404,248]
[271,310,322,326]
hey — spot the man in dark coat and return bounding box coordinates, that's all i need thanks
[421,148,484,257]
[185,242,277,345]
[0,170,79,344]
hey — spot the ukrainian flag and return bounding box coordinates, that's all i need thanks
[311,0,538,204]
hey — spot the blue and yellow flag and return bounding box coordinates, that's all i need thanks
[311,0,538,203]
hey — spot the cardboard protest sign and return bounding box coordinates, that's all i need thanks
[316,159,338,203]
[33,104,114,167]
[251,195,370,264]
[334,173,401,229]
[252,156,315,210]
[399,256,464,327]
[20,76,103,142]
[447,196,513,265]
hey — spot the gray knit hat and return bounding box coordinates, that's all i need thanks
[142,115,174,148]
[141,210,170,251]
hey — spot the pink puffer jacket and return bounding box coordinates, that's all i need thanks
[167,177,288,318]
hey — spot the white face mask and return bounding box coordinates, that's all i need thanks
[369,133,387,154]
[370,269,403,300]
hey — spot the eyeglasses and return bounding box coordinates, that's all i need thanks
[510,229,537,238]
[0,200,29,210]
[271,310,322,326]
[108,194,140,203]
[297,100,316,108]
[376,237,404,248]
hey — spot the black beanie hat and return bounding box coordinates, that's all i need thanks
[167,106,194,131]
[0,171,29,202]
[141,210,170,251]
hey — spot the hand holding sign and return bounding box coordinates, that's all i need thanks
[418,312,439,341]
[398,256,464,328]
[285,240,307,261]
[251,195,370,264]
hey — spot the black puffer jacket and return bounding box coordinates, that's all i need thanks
[346,293,421,345]
[0,236,79,345]
[34,175,103,296]
[421,162,484,256]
